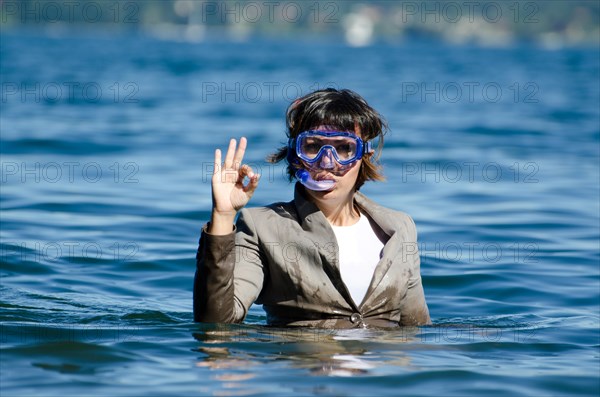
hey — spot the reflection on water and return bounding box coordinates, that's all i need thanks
[189,317,550,392]
[192,323,424,382]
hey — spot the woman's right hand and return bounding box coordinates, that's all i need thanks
[208,137,260,235]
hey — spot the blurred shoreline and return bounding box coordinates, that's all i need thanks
[1,0,599,48]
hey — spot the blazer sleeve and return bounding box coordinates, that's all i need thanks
[193,209,266,323]
[399,215,432,326]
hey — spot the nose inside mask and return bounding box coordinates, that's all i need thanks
[305,152,355,175]
[318,148,336,169]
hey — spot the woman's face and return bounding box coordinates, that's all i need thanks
[301,125,362,205]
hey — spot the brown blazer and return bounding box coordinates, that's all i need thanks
[194,183,430,328]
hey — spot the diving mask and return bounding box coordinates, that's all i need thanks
[288,130,373,191]
[290,130,372,166]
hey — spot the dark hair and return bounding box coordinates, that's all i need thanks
[267,88,387,189]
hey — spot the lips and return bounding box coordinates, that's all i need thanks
[314,173,336,182]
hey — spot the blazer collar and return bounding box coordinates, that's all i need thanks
[293,182,322,227]
[353,192,398,239]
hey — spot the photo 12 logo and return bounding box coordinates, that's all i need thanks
[1,161,140,184]
[0,323,141,344]
[193,1,339,24]
[1,241,140,263]
[417,241,539,264]
[201,81,341,103]
[1,1,139,24]
[400,81,539,104]
[1,82,139,104]
[397,2,539,24]
[401,161,539,184]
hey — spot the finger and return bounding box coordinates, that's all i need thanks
[213,149,221,175]
[232,137,247,170]
[236,164,254,185]
[244,173,260,195]
[224,138,236,169]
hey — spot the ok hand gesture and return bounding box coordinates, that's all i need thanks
[209,137,260,234]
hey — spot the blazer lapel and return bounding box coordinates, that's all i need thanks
[293,184,360,311]
[354,193,405,306]
[292,184,411,312]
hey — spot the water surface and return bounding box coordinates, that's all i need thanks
[1,32,599,396]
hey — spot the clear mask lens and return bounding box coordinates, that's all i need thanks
[299,136,358,162]
[295,131,364,165]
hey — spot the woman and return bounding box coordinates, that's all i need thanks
[194,88,430,328]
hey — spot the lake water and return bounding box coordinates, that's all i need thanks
[1,31,599,396]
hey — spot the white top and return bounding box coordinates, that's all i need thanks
[330,213,384,305]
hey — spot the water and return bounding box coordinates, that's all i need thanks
[1,31,599,396]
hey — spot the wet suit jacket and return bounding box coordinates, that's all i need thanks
[194,183,431,328]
